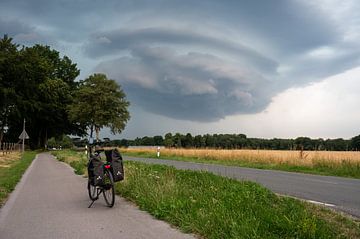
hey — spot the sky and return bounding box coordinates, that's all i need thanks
[1,0,360,139]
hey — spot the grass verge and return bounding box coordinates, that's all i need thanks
[123,151,360,179]
[0,151,37,207]
[52,150,88,175]
[55,149,360,238]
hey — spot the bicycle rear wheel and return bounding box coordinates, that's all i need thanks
[103,169,115,207]
[88,180,97,200]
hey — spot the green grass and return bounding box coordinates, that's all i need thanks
[117,161,360,239]
[51,150,88,175]
[123,152,360,179]
[0,151,37,206]
[55,149,360,238]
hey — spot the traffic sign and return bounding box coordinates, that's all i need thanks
[19,129,29,140]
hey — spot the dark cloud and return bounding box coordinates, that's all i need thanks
[96,46,273,121]
[200,1,340,54]
[0,18,34,38]
[85,27,278,73]
[2,0,359,123]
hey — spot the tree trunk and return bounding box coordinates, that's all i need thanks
[95,126,100,143]
[90,125,94,139]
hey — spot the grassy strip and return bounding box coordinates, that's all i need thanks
[117,161,360,239]
[52,150,88,175]
[55,149,360,238]
[123,151,360,179]
[0,151,37,206]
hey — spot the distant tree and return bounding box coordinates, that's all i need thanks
[68,73,130,142]
[141,136,154,146]
[164,133,174,147]
[174,133,182,148]
[193,135,202,148]
[351,135,360,151]
[119,139,129,147]
[153,135,164,146]
[295,137,313,150]
[47,135,73,149]
[183,133,194,148]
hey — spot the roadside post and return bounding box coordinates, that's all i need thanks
[157,146,160,158]
[18,119,29,154]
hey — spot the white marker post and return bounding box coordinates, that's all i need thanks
[157,146,160,158]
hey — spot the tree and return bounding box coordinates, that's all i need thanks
[173,133,182,148]
[153,135,164,145]
[0,36,83,148]
[68,73,130,142]
[0,35,18,143]
[351,135,360,151]
[183,133,193,148]
[164,133,174,147]
[47,135,73,149]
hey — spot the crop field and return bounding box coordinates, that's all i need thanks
[0,152,22,168]
[121,148,360,178]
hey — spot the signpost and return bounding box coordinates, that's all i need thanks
[18,119,29,153]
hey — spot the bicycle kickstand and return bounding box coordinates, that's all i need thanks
[88,188,102,208]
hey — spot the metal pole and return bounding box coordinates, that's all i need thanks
[22,119,25,153]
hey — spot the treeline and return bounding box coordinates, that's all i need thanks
[100,133,360,151]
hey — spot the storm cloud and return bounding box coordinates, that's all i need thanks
[2,0,360,124]
[96,46,273,121]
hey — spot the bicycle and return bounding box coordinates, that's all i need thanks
[87,149,115,208]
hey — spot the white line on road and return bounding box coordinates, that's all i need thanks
[307,200,336,207]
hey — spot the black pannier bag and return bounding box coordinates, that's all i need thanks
[88,154,104,186]
[105,148,124,182]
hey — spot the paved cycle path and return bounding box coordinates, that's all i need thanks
[0,153,195,239]
[125,156,360,218]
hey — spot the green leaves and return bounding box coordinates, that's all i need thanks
[0,35,83,148]
[68,73,130,139]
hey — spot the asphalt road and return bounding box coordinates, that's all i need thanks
[124,156,360,218]
[0,153,195,239]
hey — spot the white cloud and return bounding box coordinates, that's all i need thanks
[306,46,338,59]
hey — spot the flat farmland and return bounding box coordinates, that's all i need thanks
[121,148,360,178]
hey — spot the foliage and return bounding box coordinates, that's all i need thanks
[351,135,360,151]
[51,149,88,175]
[68,73,130,141]
[47,135,74,149]
[0,151,37,206]
[0,35,85,148]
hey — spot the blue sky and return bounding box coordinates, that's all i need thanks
[1,0,360,139]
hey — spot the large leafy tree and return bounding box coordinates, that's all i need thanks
[0,35,19,143]
[0,35,84,148]
[68,73,130,142]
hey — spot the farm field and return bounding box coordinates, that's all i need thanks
[121,148,360,178]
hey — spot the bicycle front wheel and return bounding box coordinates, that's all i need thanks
[103,169,115,207]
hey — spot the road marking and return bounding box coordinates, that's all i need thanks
[307,200,336,207]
